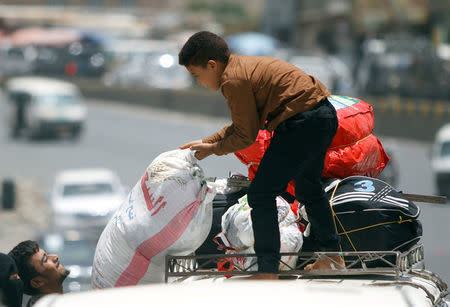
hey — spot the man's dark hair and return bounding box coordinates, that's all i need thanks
[8,240,41,296]
[179,31,230,67]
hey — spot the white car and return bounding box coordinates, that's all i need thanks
[4,76,87,139]
[32,241,450,307]
[34,251,450,307]
[431,123,450,197]
[50,168,126,229]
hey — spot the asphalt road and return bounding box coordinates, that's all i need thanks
[0,99,448,284]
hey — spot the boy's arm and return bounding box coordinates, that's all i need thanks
[203,79,260,156]
[202,125,233,144]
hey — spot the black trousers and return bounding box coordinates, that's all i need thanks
[247,98,340,273]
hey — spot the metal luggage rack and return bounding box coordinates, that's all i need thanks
[165,243,425,282]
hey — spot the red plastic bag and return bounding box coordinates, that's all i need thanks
[234,129,272,181]
[323,95,390,178]
[234,130,297,195]
[234,96,390,189]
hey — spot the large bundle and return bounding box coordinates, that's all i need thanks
[234,96,390,189]
[301,176,422,266]
[324,95,389,178]
[92,149,216,288]
[216,195,303,271]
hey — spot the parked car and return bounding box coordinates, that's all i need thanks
[0,46,34,77]
[5,27,107,77]
[37,229,100,293]
[4,76,87,139]
[50,168,126,229]
[34,253,449,307]
[289,55,355,96]
[102,39,192,89]
[225,32,280,57]
[431,123,450,197]
[355,37,449,99]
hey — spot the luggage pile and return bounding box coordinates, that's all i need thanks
[93,96,421,285]
[196,175,422,270]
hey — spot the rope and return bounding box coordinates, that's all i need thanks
[329,182,363,264]
[329,183,414,265]
[329,183,343,253]
[337,217,414,236]
[327,133,373,150]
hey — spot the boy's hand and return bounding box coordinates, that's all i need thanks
[179,139,214,160]
[179,139,203,150]
[190,143,214,160]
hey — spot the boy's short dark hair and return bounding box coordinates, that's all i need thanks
[8,240,41,296]
[179,31,230,67]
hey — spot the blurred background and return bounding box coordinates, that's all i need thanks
[0,0,449,296]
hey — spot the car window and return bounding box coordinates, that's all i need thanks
[62,183,114,197]
[34,94,80,107]
[440,141,450,157]
[8,91,31,103]
[42,238,96,266]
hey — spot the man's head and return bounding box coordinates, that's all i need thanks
[178,31,230,90]
[8,240,69,296]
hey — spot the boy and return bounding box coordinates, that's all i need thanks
[179,31,344,279]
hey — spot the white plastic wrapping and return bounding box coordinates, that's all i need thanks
[219,195,303,271]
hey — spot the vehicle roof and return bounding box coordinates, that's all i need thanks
[435,123,450,142]
[5,76,80,95]
[34,276,445,307]
[54,168,119,185]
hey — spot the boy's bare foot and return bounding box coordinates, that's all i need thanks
[304,255,345,271]
[245,273,279,280]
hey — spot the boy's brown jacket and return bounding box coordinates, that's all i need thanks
[202,54,330,155]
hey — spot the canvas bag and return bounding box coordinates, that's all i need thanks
[92,149,216,288]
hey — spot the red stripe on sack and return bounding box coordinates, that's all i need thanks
[141,172,168,215]
[114,191,202,287]
[140,172,153,211]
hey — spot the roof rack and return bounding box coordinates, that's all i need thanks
[165,243,425,283]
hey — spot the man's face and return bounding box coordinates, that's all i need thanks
[186,60,222,91]
[29,248,69,294]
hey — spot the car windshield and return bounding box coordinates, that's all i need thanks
[440,142,450,157]
[35,94,80,107]
[63,183,114,197]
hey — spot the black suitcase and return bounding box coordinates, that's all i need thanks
[302,176,423,268]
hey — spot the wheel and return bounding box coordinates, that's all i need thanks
[27,127,43,141]
[10,127,20,139]
[70,125,82,141]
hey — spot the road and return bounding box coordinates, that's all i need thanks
[0,99,449,284]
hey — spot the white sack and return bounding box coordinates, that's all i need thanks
[92,149,216,288]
